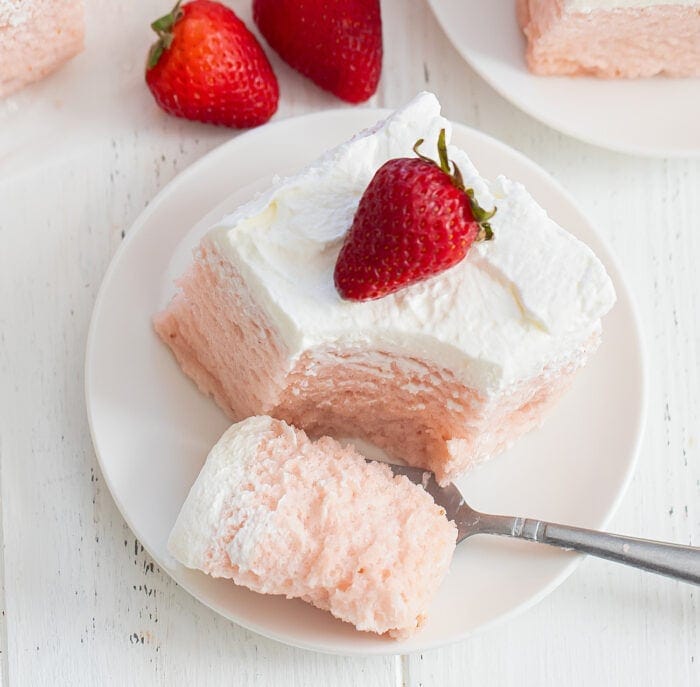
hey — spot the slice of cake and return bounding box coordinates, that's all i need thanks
[155,91,615,485]
[168,415,457,638]
[517,0,700,77]
[0,0,84,98]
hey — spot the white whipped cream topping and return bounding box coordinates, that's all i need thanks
[208,92,615,392]
[565,0,697,11]
[168,416,277,571]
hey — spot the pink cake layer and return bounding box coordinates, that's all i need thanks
[517,0,700,77]
[155,240,599,485]
[168,416,457,638]
[0,0,84,98]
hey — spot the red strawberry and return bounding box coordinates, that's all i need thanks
[334,130,496,301]
[253,0,382,104]
[145,0,279,128]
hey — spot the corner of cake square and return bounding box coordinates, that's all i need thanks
[154,91,616,485]
[1,0,85,98]
[517,0,700,78]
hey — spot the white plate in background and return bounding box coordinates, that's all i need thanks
[427,0,700,157]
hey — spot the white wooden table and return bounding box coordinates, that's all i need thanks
[0,1,698,684]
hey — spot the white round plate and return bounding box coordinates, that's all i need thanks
[86,109,646,656]
[427,0,700,158]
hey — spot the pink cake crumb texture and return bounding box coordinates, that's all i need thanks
[154,240,599,485]
[170,416,457,638]
[0,0,84,98]
[517,0,700,77]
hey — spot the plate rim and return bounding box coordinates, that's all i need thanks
[85,107,648,656]
[426,0,700,159]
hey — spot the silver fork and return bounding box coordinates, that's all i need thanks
[386,463,700,585]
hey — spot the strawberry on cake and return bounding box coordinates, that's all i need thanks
[0,0,84,98]
[155,92,615,485]
[168,415,457,638]
[518,0,700,77]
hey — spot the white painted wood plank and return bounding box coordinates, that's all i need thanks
[0,0,697,684]
[0,463,6,687]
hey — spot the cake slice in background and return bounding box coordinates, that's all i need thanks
[168,415,457,638]
[0,0,84,98]
[155,92,616,485]
[517,0,700,77]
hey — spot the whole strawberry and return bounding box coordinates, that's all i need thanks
[253,0,382,104]
[146,0,279,128]
[334,130,496,301]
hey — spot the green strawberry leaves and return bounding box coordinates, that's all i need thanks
[148,0,185,69]
[413,128,496,241]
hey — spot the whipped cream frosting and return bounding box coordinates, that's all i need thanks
[168,416,276,569]
[565,0,697,10]
[208,92,615,392]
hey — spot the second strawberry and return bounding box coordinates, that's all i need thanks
[253,0,383,104]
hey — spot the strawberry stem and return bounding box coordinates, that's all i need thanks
[436,129,451,175]
[466,189,495,240]
[147,0,184,69]
[412,138,430,163]
[413,128,496,241]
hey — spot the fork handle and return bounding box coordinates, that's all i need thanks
[477,514,700,585]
